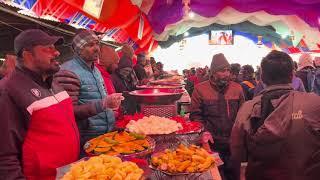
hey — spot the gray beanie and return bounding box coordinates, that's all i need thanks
[210,53,230,74]
[72,30,99,54]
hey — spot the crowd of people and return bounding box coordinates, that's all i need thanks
[0,29,166,179]
[186,52,320,180]
[0,28,319,180]
[184,53,320,100]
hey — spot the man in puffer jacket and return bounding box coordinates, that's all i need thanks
[231,50,320,180]
[190,53,245,180]
[54,30,123,156]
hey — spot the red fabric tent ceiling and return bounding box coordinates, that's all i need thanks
[25,0,157,53]
[60,0,157,53]
[32,0,78,20]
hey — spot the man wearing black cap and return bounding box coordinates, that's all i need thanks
[190,53,244,180]
[0,29,80,179]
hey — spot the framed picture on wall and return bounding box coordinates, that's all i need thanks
[209,30,234,45]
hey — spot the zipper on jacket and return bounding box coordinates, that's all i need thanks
[91,71,110,131]
[50,88,80,154]
[226,99,230,118]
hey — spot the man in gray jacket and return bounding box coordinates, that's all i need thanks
[54,30,123,156]
[231,50,320,180]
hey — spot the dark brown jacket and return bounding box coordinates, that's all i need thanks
[133,63,148,81]
[296,70,310,92]
[231,84,320,180]
[190,80,245,145]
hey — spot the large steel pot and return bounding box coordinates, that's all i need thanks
[128,89,184,105]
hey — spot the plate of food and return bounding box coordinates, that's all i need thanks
[119,115,203,135]
[149,75,183,86]
[60,155,144,180]
[125,115,183,135]
[84,131,155,158]
[150,144,216,175]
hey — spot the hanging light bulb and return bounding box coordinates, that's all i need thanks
[188,12,195,18]
[184,32,189,37]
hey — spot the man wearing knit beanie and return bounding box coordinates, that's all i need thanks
[209,53,232,91]
[54,30,124,157]
[190,53,244,180]
[210,53,230,74]
[296,53,316,92]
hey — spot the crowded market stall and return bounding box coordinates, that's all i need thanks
[0,0,320,180]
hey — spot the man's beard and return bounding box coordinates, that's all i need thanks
[211,76,230,92]
[216,79,229,89]
[41,64,60,77]
[35,59,60,77]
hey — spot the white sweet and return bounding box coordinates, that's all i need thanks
[126,116,183,135]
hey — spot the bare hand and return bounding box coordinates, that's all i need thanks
[201,131,214,153]
[102,93,125,110]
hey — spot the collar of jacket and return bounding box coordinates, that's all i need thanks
[95,63,111,78]
[258,84,293,96]
[209,76,230,93]
[16,65,53,89]
[74,55,95,72]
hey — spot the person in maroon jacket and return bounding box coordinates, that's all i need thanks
[133,53,149,84]
[231,50,320,180]
[190,53,245,180]
[0,29,80,180]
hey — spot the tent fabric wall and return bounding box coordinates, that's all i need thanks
[157,21,293,49]
[133,0,320,49]
[152,7,320,49]
[3,0,320,53]
[141,0,320,34]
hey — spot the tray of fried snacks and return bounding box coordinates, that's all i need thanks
[59,155,144,180]
[150,144,216,175]
[84,131,155,158]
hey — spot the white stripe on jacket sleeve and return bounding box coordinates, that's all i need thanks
[27,91,70,115]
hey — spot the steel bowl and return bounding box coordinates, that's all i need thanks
[128,89,184,105]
